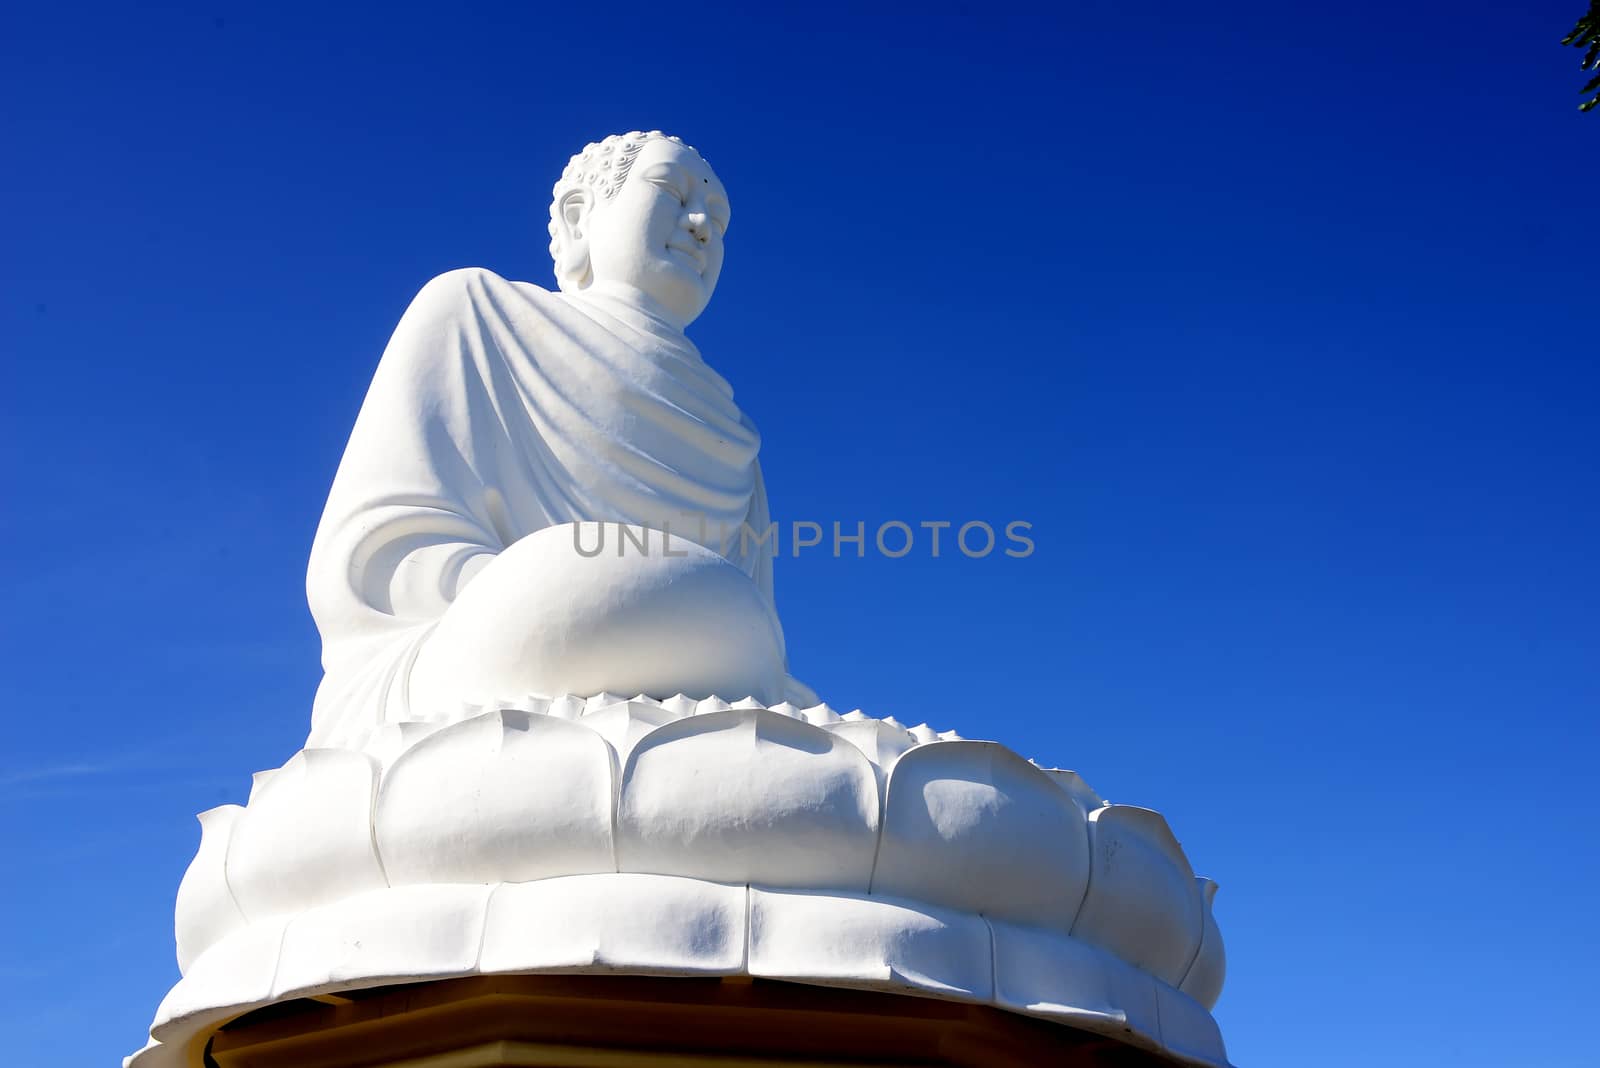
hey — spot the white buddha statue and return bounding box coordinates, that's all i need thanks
[138,134,1230,1068]
[305,132,812,751]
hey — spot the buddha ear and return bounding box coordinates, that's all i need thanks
[554,187,593,289]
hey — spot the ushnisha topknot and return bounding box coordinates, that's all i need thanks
[547,131,702,287]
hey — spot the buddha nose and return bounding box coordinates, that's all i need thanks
[684,211,711,244]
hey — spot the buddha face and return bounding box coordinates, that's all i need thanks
[556,138,731,327]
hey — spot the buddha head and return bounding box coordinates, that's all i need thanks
[548,131,731,328]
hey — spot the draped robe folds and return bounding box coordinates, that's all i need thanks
[306,267,787,751]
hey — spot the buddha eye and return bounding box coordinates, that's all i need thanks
[647,176,687,205]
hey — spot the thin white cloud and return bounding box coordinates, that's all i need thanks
[0,760,131,787]
[0,737,193,788]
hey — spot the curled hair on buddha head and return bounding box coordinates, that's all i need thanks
[547,130,700,291]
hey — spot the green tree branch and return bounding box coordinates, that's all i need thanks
[1563,0,1600,112]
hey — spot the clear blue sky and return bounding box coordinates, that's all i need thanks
[2,3,1595,1065]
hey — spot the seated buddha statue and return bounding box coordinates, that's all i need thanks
[304,131,813,752]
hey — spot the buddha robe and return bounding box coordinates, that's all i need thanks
[305,267,794,751]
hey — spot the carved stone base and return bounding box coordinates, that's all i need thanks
[206,975,1182,1067]
[138,699,1231,1068]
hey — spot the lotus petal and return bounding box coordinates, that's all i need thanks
[617,709,879,891]
[246,769,275,804]
[1042,768,1106,813]
[749,887,992,1000]
[174,805,246,974]
[872,741,1090,933]
[799,703,841,726]
[661,693,699,717]
[150,914,290,1042]
[273,884,491,997]
[989,918,1160,1046]
[695,695,732,715]
[547,693,585,719]
[225,749,385,922]
[580,697,680,769]
[823,718,917,783]
[363,720,444,770]
[1071,806,1203,986]
[1180,877,1227,1010]
[480,873,745,975]
[1156,981,1230,1067]
[375,709,614,886]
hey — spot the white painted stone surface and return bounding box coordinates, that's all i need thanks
[136,697,1230,1067]
[133,131,1232,1068]
[871,740,1091,931]
[750,887,995,999]
[1071,805,1205,987]
[406,522,792,722]
[479,874,747,976]
[303,132,812,753]
[374,709,615,886]
[1181,877,1229,1009]
[222,749,385,923]
[617,707,880,891]
[172,805,245,973]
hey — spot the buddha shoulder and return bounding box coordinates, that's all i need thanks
[405,266,524,317]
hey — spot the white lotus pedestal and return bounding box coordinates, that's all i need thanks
[131,697,1230,1068]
